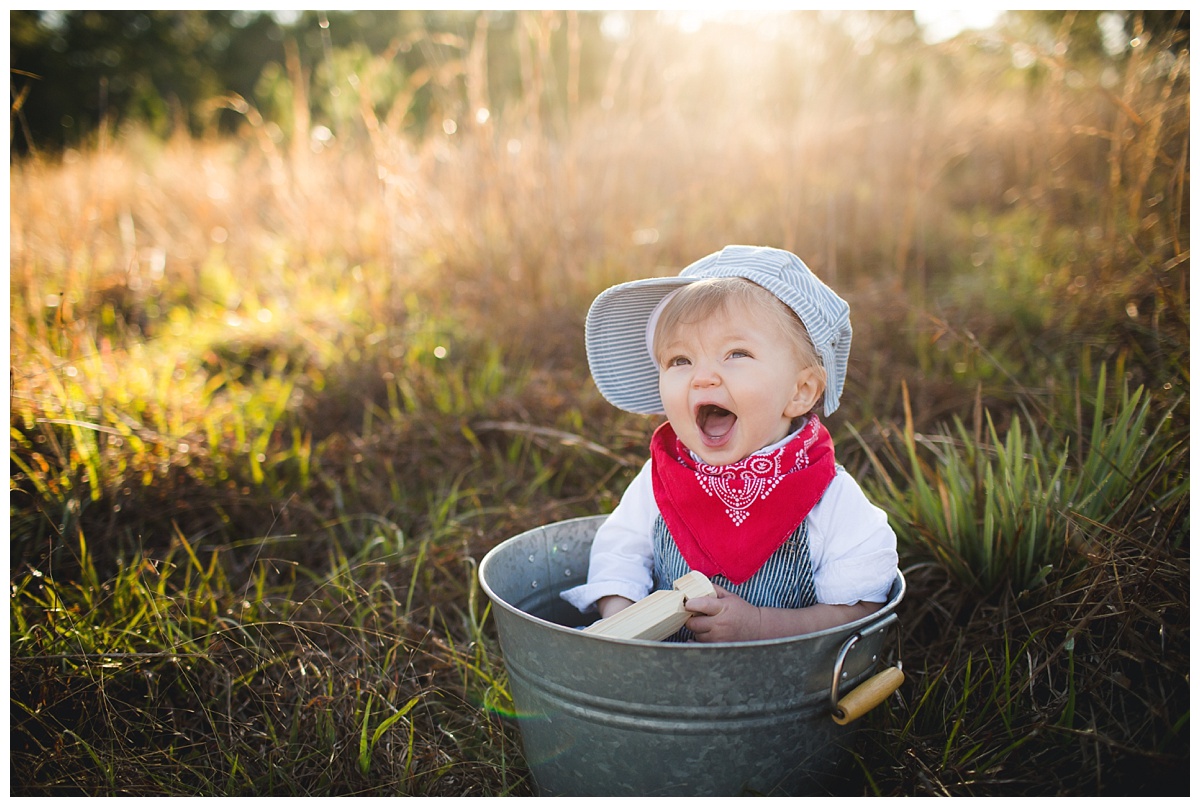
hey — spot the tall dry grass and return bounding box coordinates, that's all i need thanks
[15,12,1186,382]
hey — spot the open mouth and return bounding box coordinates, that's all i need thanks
[697,404,737,441]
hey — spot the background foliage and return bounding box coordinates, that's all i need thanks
[9,9,1190,796]
[11,10,618,150]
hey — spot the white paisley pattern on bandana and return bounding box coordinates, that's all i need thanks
[695,451,781,526]
[693,429,817,525]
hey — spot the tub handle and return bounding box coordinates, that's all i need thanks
[829,613,903,725]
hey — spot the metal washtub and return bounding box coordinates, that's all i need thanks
[478,515,905,796]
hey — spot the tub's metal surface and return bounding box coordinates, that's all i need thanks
[478,515,904,796]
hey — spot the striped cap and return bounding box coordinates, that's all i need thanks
[585,245,852,416]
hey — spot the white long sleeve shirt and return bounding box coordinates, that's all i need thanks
[561,452,898,614]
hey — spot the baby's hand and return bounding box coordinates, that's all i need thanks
[684,584,762,642]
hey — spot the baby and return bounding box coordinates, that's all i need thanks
[561,245,898,642]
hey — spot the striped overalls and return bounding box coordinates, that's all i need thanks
[652,516,818,641]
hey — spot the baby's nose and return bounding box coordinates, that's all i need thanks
[691,362,721,386]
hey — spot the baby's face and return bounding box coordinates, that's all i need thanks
[656,300,820,466]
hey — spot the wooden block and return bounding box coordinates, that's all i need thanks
[583,572,714,641]
[672,570,716,601]
[582,590,687,641]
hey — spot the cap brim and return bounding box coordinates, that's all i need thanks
[585,276,696,414]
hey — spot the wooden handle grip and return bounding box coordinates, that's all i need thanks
[832,666,904,725]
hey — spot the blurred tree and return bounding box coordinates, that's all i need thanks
[10,9,617,153]
[11,10,286,151]
[1005,9,1189,60]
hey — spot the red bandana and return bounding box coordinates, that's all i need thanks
[649,416,837,584]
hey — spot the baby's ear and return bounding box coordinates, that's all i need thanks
[784,367,825,418]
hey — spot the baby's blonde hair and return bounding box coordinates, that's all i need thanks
[653,277,827,397]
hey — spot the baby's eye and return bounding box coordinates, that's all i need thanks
[728,350,752,359]
[665,355,691,367]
